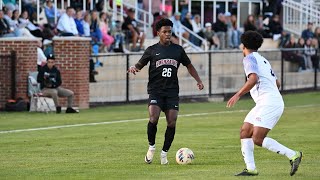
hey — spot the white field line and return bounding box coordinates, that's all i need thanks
[0,104,318,134]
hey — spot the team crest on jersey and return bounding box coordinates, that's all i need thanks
[156,59,178,68]
[150,100,157,104]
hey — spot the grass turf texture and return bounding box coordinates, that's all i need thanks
[0,92,319,179]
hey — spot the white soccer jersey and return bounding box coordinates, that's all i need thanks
[243,52,283,105]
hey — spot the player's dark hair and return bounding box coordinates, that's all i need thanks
[241,30,263,50]
[155,18,173,32]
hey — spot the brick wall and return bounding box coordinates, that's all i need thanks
[53,37,91,109]
[0,38,38,109]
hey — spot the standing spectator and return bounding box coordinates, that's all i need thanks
[244,15,257,32]
[44,0,60,26]
[230,14,241,48]
[57,7,78,36]
[314,27,320,48]
[137,0,144,19]
[122,8,145,51]
[0,10,19,37]
[213,13,227,49]
[301,22,314,40]
[100,12,114,52]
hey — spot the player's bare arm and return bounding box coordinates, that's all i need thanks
[227,73,258,107]
[127,63,143,75]
[276,79,281,89]
[186,64,204,90]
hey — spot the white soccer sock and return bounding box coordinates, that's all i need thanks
[149,144,155,150]
[262,137,296,159]
[241,138,256,170]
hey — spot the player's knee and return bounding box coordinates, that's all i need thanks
[167,120,176,128]
[240,128,252,139]
[252,136,263,146]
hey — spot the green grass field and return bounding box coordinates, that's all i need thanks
[0,92,319,179]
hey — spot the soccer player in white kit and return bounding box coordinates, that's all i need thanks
[227,31,302,176]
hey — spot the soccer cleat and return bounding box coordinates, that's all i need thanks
[290,151,302,176]
[235,169,259,176]
[160,151,169,165]
[145,146,155,164]
[66,107,78,113]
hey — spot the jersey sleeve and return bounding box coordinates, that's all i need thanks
[180,46,191,66]
[243,55,259,78]
[135,47,152,70]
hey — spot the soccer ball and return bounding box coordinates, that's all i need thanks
[175,148,195,165]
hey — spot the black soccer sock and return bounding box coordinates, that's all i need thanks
[162,126,176,152]
[147,121,157,146]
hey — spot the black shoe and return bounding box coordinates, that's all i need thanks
[66,107,78,113]
[290,151,302,176]
[235,169,258,176]
[56,106,61,114]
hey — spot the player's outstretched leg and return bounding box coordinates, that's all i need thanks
[262,137,302,176]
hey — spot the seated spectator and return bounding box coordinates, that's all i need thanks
[169,12,190,45]
[182,12,193,31]
[19,10,43,38]
[191,14,204,47]
[22,0,37,23]
[57,7,78,36]
[0,10,19,37]
[282,36,306,72]
[112,20,125,52]
[203,22,219,50]
[304,38,317,70]
[37,54,78,114]
[90,10,102,43]
[122,8,145,51]
[74,10,84,36]
[301,22,314,40]
[100,12,114,51]
[269,15,283,41]
[11,9,35,37]
[82,13,91,37]
[314,27,320,48]
[244,15,257,32]
[3,0,19,11]
[45,0,61,26]
[213,13,227,49]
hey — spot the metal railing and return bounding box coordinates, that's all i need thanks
[282,0,320,36]
[89,49,319,104]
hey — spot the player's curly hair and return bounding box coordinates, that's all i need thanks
[241,31,264,50]
[155,18,173,32]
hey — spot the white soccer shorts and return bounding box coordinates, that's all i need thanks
[244,104,284,129]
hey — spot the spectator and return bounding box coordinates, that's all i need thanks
[179,0,189,21]
[3,0,19,11]
[37,41,47,71]
[213,13,227,49]
[90,10,102,43]
[37,54,78,114]
[268,15,283,41]
[282,36,306,72]
[74,10,84,36]
[22,0,37,23]
[301,22,314,40]
[44,0,60,26]
[19,10,43,38]
[314,27,320,48]
[181,12,193,31]
[191,14,204,46]
[0,10,19,37]
[122,8,145,51]
[11,9,35,37]
[82,13,91,37]
[244,15,256,32]
[304,38,317,70]
[229,14,241,48]
[203,22,219,50]
[311,38,319,70]
[100,12,114,52]
[169,12,189,45]
[57,7,78,36]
